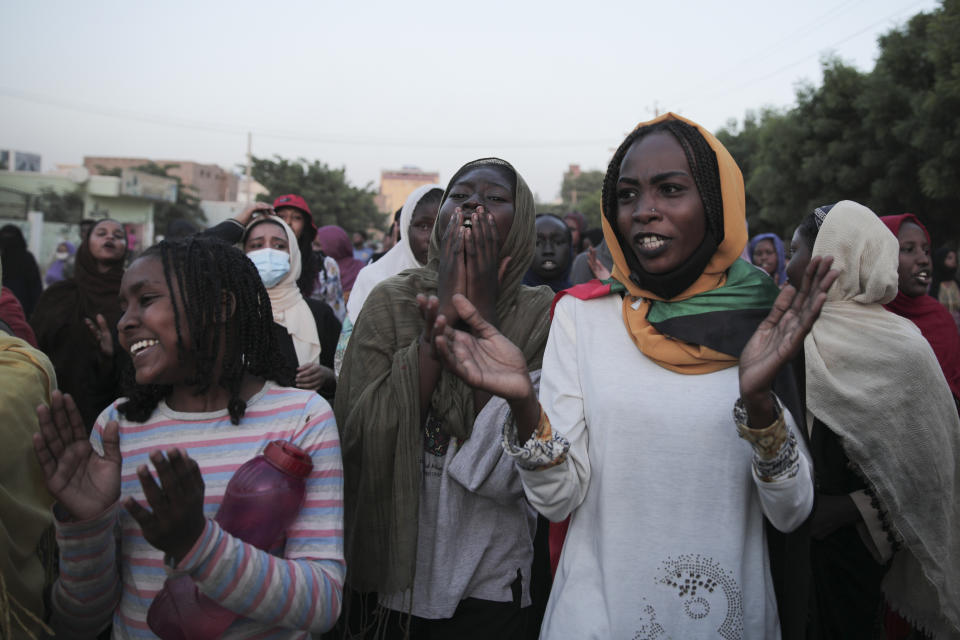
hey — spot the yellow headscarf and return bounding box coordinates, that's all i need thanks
[601,112,748,374]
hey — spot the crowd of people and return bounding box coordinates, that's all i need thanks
[2,112,959,640]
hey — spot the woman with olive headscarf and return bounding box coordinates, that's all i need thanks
[335,158,553,637]
[427,114,837,639]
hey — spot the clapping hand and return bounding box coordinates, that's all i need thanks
[84,313,114,357]
[124,449,207,564]
[33,391,121,521]
[432,293,533,402]
[739,255,838,425]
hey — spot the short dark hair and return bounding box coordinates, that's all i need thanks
[118,236,294,424]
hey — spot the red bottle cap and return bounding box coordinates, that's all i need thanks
[263,440,313,478]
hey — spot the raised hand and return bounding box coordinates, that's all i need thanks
[84,313,114,357]
[124,448,207,564]
[436,209,467,326]
[463,209,508,328]
[33,391,122,520]
[433,293,532,401]
[234,201,273,226]
[739,255,838,425]
[588,246,611,280]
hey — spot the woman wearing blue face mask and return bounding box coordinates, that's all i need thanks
[243,216,340,398]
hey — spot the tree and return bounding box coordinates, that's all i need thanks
[35,187,84,223]
[716,0,960,244]
[250,156,381,233]
[96,162,207,233]
[559,168,605,228]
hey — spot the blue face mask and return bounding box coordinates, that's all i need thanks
[247,248,291,288]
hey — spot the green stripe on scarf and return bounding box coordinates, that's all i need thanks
[647,259,781,323]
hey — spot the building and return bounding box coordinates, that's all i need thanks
[375,166,440,216]
[83,156,239,202]
[0,166,166,261]
[0,150,42,172]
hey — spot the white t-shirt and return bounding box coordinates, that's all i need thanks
[514,294,813,640]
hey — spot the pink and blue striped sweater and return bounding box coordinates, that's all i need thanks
[52,382,344,639]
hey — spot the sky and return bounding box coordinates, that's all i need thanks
[0,0,942,206]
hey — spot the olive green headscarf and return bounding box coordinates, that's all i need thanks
[335,158,553,595]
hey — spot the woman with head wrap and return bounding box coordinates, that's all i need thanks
[314,225,366,302]
[0,224,43,317]
[242,215,340,399]
[335,158,553,637]
[335,185,443,377]
[785,203,960,639]
[749,232,788,287]
[427,114,836,639]
[346,184,444,324]
[30,219,129,429]
[879,214,960,404]
[930,247,960,327]
[523,213,574,293]
[44,241,75,286]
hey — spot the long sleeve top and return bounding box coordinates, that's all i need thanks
[51,382,344,639]
[505,294,813,640]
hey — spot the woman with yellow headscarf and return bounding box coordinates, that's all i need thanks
[427,113,837,639]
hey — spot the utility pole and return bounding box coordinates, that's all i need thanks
[245,132,252,204]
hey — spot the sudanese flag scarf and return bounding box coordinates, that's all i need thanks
[552,112,809,640]
[555,112,781,374]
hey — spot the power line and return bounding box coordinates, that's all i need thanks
[0,86,613,151]
[672,0,932,112]
[731,0,867,66]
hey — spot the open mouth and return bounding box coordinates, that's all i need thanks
[632,232,670,255]
[129,339,159,358]
[540,260,557,270]
[914,270,931,285]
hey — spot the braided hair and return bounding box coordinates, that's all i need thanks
[118,236,294,425]
[601,119,725,299]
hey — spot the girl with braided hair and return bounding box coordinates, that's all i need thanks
[32,236,345,638]
[426,113,837,639]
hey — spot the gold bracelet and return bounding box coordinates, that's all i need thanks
[733,396,788,461]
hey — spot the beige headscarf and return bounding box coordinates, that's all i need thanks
[804,200,960,638]
[243,216,321,366]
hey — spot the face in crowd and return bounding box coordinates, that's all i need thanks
[752,238,778,276]
[437,165,516,247]
[408,196,440,266]
[531,216,572,281]
[615,132,706,273]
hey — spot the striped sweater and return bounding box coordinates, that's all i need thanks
[52,382,344,639]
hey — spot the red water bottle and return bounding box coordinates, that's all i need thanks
[147,441,313,640]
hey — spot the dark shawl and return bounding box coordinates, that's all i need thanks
[0,225,43,318]
[335,158,553,594]
[30,226,128,429]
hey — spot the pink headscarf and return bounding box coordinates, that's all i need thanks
[315,225,365,292]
